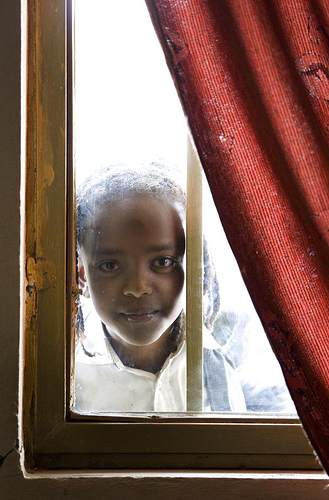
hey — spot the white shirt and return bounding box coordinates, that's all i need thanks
[75,332,186,413]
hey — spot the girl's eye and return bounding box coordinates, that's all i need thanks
[152,257,176,272]
[99,261,120,272]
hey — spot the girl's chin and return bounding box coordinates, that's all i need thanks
[106,315,179,347]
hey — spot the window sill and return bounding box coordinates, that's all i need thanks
[25,470,326,480]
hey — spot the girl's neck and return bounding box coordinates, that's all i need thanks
[103,324,177,374]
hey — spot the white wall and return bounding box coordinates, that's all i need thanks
[0,1,328,498]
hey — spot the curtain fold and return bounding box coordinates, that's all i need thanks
[146,0,329,472]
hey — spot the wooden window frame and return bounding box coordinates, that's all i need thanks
[21,0,320,473]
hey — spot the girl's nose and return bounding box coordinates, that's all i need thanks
[123,269,152,298]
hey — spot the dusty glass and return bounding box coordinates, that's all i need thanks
[72,0,296,415]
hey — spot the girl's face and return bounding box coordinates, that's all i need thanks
[78,195,185,348]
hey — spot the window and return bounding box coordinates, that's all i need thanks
[21,0,320,472]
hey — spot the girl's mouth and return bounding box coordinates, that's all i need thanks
[124,311,159,323]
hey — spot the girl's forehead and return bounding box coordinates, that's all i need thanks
[94,194,184,224]
[81,194,185,255]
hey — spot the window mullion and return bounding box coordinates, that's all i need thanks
[186,136,203,411]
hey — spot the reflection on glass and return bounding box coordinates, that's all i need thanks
[73,0,296,414]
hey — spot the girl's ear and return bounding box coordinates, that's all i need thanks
[78,259,90,298]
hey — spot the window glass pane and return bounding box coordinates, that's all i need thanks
[72,0,296,415]
[202,180,296,413]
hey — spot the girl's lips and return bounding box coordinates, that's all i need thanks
[124,311,159,323]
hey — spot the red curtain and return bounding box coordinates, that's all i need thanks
[146,0,329,472]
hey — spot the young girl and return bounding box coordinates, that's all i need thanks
[74,161,293,413]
